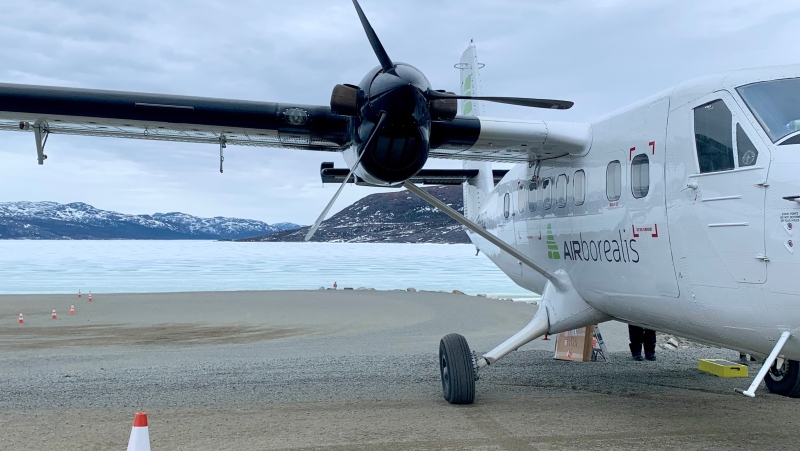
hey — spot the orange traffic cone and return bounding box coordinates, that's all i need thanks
[126,412,151,451]
[78,290,82,298]
[51,308,57,320]
[88,292,93,302]
[18,313,23,324]
[70,304,75,315]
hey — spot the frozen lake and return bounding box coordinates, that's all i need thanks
[0,241,539,300]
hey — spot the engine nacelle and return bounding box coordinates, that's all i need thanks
[336,63,434,185]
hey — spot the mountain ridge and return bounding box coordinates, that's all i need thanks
[0,201,299,240]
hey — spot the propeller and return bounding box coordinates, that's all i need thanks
[304,111,390,241]
[307,1,575,239]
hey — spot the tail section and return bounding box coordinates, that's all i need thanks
[458,41,493,221]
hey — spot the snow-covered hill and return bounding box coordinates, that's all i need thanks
[240,185,469,244]
[0,201,300,240]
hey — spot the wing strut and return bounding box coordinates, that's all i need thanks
[402,181,558,284]
[306,111,390,242]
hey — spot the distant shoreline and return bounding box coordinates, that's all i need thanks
[0,288,542,302]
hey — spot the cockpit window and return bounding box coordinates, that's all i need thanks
[694,100,735,173]
[737,78,800,143]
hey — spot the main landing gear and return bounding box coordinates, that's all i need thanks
[438,334,477,404]
[438,301,554,405]
[736,330,796,398]
[765,359,800,398]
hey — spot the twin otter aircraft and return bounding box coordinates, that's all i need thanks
[1,1,799,404]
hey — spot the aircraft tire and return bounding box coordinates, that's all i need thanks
[764,359,800,398]
[439,333,475,404]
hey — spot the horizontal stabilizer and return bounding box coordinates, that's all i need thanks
[320,163,507,186]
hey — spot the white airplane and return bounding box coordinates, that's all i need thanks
[1,1,799,405]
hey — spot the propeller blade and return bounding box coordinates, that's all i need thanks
[426,90,573,110]
[352,0,394,72]
[305,111,390,241]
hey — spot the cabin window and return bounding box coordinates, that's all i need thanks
[606,161,621,202]
[694,100,735,173]
[503,193,510,219]
[542,177,552,210]
[631,154,650,198]
[517,182,527,213]
[556,174,568,208]
[573,170,585,206]
[736,124,758,167]
[528,180,538,212]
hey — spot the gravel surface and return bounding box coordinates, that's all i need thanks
[1,290,798,450]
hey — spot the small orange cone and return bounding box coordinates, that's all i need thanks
[126,412,151,451]
[88,292,93,302]
[78,290,82,298]
[51,308,57,320]
[18,313,23,324]
[70,304,75,315]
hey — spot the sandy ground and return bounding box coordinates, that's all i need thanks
[1,290,799,450]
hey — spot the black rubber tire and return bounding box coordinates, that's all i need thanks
[439,333,475,404]
[764,359,800,398]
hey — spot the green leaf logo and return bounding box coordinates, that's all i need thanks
[546,224,560,259]
[462,74,473,115]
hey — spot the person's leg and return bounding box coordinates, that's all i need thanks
[643,328,657,360]
[628,325,644,360]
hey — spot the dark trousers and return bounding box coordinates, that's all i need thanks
[628,325,656,357]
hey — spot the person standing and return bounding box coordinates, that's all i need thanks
[629,325,656,361]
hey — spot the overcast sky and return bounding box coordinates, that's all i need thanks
[1,0,799,224]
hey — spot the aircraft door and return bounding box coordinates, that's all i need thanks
[496,184,522,276]
[628,99,680,297]
[669,91,770,285]
[513,180,529,247]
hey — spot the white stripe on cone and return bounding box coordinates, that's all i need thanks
[127,412,151,451]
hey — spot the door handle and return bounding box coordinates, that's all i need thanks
[783,195,800,203]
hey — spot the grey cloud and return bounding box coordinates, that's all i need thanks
[1,0,798,223]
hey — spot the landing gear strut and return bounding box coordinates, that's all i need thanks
[439,333,476,404]
[736,330,792,397]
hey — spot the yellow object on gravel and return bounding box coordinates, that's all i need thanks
[698,359,749,378]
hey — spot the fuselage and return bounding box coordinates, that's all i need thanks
[470,64,800,360]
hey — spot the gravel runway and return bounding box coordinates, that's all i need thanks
[1,290,798,450]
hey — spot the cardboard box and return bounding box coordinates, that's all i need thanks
[554,326,594,362]
[698,359,749,378]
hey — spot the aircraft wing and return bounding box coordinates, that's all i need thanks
[0,83,351,154]
[0,83,591,164]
